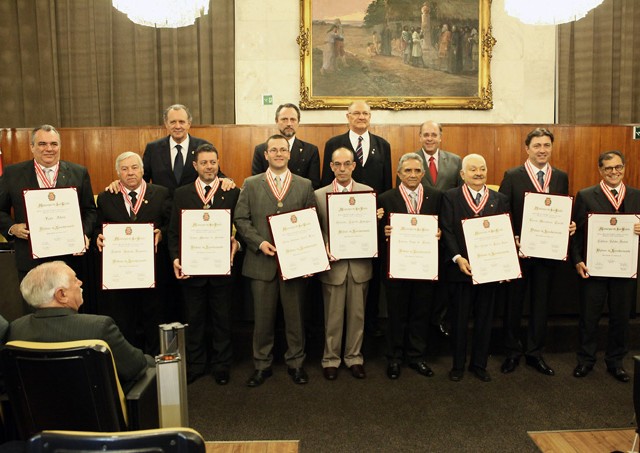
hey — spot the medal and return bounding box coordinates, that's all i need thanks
[266,169,292,209]
[277,202,283,208]
[196,178,219,208]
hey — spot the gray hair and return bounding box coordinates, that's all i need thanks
[163,104,192,123]
[397,152,425,172]
[31,125,60,145]
[115,151,143,173]
[462,153,487,169]
[20,261,72,308]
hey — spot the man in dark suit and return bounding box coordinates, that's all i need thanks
[571,150,640,383]
[441,154,509,382]
[321,100,392,337]
[95,152,171,356]
[251,103,320,189]
[379,153,442,380]
[0,125,96,280]
[169,143,240,386]
[499,128,575,376]
[8,261,153,392]
[234,134,316,387]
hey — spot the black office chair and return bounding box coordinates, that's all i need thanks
[0,339,158,440]
[26,428,205,452]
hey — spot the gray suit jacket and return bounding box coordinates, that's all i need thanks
[234,173,316,281]
[396,149,462,191]
[314,181,373,285]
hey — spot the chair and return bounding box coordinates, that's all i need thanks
[26,427,205,452]
[0,339,158,440]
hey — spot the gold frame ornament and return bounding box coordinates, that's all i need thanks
[298,0,496,110]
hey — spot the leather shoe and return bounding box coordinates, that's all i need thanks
[387,363,400,379]
[409,361,434,377]
[350,364,366,379]
[526,357,555,376]
[449,369,464,382]
[501,358,519,374]
[469,366,491,382]
[213,370,230,385]
[573,364,593,378]
[437,322,450,338]
[246,368,273,387]
[187,372,204,385]
[607,367,630,383]
[288,367,309,384]
[323,366,338,380]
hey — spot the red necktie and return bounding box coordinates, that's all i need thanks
[429,156,437,184]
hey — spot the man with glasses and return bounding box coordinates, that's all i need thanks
[570,150,640,382]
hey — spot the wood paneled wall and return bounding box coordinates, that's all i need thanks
[2,124,639,196]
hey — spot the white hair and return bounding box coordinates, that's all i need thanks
[115,151,143,173]
[20,261,72,308]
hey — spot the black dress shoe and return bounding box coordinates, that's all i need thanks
[350,364,366,379]
[409,361,434,377]
[187,372,204,385]
[387,363,400,379]
[469,366,491,382]
[323,366,338,380]
[573,364,593,378]
[246,368,273,387]
[288,367,309,384]
[501,358,519,374]
[437,322,450,338]
[607,367,630,383]
[213,370,230,385]
[449,369,464,382]
[525,357,555,376]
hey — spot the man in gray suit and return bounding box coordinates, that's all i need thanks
[315,147,373,381]
[234,134,316,387]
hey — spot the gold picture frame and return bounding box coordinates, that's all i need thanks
[298,0,496,110]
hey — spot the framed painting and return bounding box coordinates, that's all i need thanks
[297,0,496,110]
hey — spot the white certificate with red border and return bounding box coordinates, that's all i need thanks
[462,213,521,285]
[519,192,573,260]
[23,187,86,259]
[586,213,639,278]
[327,191,378,259]
[180,209,231,276]
[102,223,155,290]
[268,207,330,280]
[388,213,438,280]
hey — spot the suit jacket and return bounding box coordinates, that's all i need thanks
[168,181,241,286]
[7,307,152,390]
[395,149,462,191]
[234,173,316,281]
[440,186,510,283]
[142,135,226,193]
[499,165,569,237]
[570,184,640,265]
[252,138,321,189]
[0,159,97,272]
[321,131,392,192]
[314,181,373,285]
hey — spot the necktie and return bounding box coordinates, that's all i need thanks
[275,176,282,190]
[204,185,211,197]
[355,136,364,165]
[46,168,54,185]
[129,191,137,220]
[429,156,437,184]
[611,189,618,197]
[174,144,184,183]
[342,187,348,193]
[537,170,545,188]
[474,192,481,206]
[410,192,418,210]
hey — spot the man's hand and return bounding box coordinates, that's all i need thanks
[456,256,473,276]
[105,180,120,194]
[96,233,105,252]
[220,178,236,191]
[436,228,441,240]
[384,225,392,237]
[575,261,589,279]
[325,243,337,262]
[634,223,640,235]
[8,223,29,240]
[376,208,385,220]
[569,221,577,236]
[173,258,190,279]
[73,235,90,256]
[259,241,277,256]
[154,229,162,252]
[230,236,239,264]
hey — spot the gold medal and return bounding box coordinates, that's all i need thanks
[203,204,210,209]
[277,202,283,208]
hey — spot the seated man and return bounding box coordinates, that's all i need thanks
[8,261,154,391]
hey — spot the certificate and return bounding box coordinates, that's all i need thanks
[268,207,330,280]
[586,213,639,278]
[462,213,521,285]
[327,191,378,259]
[102,223,155,290]
[180,209,231,276]
[23,187,86,259]
[519,192,573,260]
[388,213,438,280]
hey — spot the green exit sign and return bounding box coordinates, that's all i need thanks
[634,126,640,140]
[262,94,273,106]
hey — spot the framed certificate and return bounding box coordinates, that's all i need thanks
[388,213,438,280]
[586,213,639,278]
[462,213,521,285]
[519,192,573,260]
[23,187,86,259]
[268,207,330,280]
[180,209,231,276]
[327,191,378,260]
[102,223,155,290]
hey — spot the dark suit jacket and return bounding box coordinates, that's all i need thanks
[234,173,316,281]
[395,149,462,191]
[7,307,152,391]
[142,135,226,193]
[252,138,320,189]
[499,165,569,237]
[0,160,97,272]
[321,131,392,192]
[440,186,510,283]
[570,184,640,265]
[168,182,241,286]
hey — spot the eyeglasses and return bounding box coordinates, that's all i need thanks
[601,164,624,174]
[331,161,353,168]
[267,148,290,155]
[348,111,371,117]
